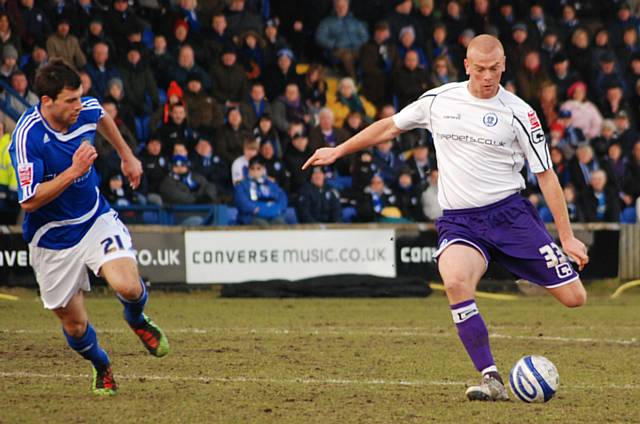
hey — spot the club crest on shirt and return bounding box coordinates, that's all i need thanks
[482,113,498,127]
[18,163,33,188]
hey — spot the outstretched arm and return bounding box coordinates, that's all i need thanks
[536,169,589,270]
[302,117,403,169]
[97,113,142,188]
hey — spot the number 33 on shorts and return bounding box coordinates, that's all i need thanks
[539,242,573,278]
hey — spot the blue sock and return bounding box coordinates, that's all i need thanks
[64,323,110,370]
[117,279,147,327]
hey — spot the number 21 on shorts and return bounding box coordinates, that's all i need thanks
[101,235,124,254]
[539,242,573,279]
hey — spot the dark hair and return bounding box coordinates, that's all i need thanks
[34,59,81,100]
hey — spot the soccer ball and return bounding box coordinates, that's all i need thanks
[509,355,559,403]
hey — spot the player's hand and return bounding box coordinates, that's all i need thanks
[121,156,143,189]
[70,142,97,178]
[302,147,340,170]
[562,237,589,271]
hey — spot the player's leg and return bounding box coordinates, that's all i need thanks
[547,279,587,307]
[53,291,117,395]
[100,257,169,357]
[438,244,509,401]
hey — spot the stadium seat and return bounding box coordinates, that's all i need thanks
[341,206,357,223]
[226,206,239,225]
[620,207,637,224]
[284,207,298,224]
[538,206,553,223]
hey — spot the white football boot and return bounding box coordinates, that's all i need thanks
[465,374,510,401]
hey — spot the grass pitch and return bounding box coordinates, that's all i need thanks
[1,285,639,423]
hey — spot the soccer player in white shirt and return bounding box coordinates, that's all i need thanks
[304,35,589,401]
[10,60,169,396]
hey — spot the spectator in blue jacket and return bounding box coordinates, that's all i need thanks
[84,41,121,101]
[234,156,288,225]
[315,0,369,79]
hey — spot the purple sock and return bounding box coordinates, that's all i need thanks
[450,299,496,375]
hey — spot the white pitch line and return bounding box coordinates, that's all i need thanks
[1,371,639,391]
[1,327,637,346]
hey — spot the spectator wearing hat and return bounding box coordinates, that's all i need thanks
[550,53,579,102]
[272,83,311,134]
[258,136,289,191]
[160,154,218,205]
[168,18,201,62]
[242,81,273,129]
[392,49,430,109]
[592,50,627,106]
[234,156,288,225]
[263,47,299,101]
[397,25,428,69]
[405,138,434,188]
[217,107,251,164]
[315,0,369,80]
[231,138,260,184]
[203,13,232,68]
[284,130,313,195]
[505,22,534,75]
[356,173,406,223]
[566,28,593,83]
[106,0,142,54]
[183,71,224,134]
[105,78,136,134]
[394,166,427,222]
[360,21,399,107]
[561,81,603,140]
[225,0,263,37]
[189,136,232,196]
[262,17,288,68]
[16,0,52,53]
[237,29,266,80]
[210,43,248,106]
[139,135,169,199]
[0,13,22,59]
[554,108,585,157]
[0,45,19,81]
[46,17,86,70]
[296,167,341,223]
[84,42,121,102]
[613,110,639,156]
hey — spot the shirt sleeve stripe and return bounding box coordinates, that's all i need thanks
[14,111,39,164]
[513,115,548,171]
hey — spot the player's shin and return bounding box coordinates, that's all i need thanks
[116,279,148,327]
[450,299,499,379]
[63,323,110,370]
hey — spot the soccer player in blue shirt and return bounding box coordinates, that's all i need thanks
[9,60,169,396]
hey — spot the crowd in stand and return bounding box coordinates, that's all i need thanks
[1,0,640,225]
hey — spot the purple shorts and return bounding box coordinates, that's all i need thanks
[434,193,579,288]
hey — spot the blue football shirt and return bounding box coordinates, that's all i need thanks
[9,97,111,249]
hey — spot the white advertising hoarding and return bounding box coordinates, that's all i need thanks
[185,229,396,283]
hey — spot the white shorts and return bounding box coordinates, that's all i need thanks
[30,210,137,309]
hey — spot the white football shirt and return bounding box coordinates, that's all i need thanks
[393,81,551,210]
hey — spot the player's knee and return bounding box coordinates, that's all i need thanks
[563,289,587,308]
[116,282,143,301]
[63,320,87,338]
[443,276,473,298]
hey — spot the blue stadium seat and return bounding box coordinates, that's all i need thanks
[284,207,298,224]
[620,207,637,224]
[341,206,357,223]
[538,206,553,223]
[226,206,239,225]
